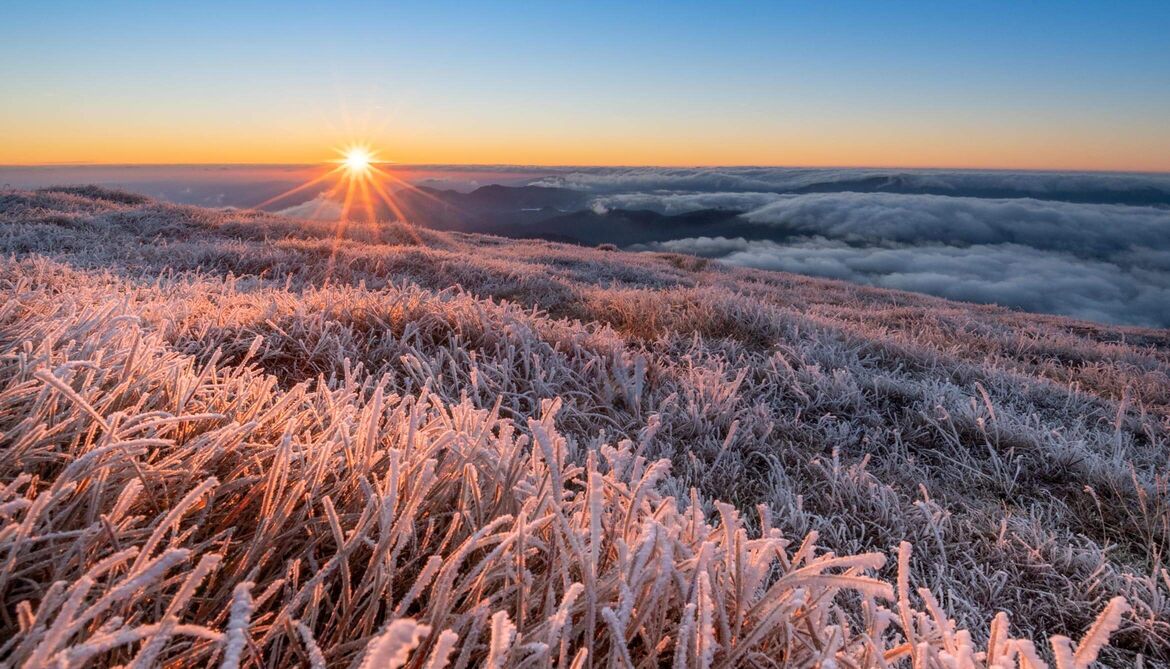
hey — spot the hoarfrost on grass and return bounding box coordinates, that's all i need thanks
[0,187,1167,666]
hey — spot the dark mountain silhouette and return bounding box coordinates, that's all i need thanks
[388,185,589,232]
[483,208,759,246]
[388,184,764,245]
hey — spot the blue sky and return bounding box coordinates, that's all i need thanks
[2,1,1168,168]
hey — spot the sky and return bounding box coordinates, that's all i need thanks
[2,1,1169,170]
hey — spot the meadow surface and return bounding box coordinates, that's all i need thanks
[1,186,1167,667]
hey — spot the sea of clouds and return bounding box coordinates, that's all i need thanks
[548,168,1170,328]
[647,235,1170,327]
[530,166,1170,204]
[635,200,1170,326]
[5,164,1168,327]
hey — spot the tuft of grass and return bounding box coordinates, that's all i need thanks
[1,188,1166,666]
[37,185,152,205]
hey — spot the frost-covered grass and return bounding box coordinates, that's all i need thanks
[1,186,1167,667]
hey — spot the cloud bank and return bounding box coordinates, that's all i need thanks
[641,236,1170,327]
[739,193,1170,261]
[533,167,1170,206]
[276,196,343,221]
[11,164,1166,327]
[590,191,786,215]
[587,180,1170,328]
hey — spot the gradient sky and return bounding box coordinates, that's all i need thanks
[2,1,1169,170]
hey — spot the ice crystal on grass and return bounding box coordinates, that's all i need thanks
[1,188,1165,666]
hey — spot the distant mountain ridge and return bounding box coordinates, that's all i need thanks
[389,185,760,245]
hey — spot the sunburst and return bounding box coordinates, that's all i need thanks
[255,144,437,224]
[250,144,459,280]
[342,147,373,174]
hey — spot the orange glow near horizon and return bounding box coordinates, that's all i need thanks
[257,144,444,225]
[2,3,1169,175]
[3,122,1170,173]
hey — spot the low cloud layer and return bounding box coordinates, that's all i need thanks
[642,236,1170,328]
[740,193,1170,261]
[10,164,1167,327]
[590,191,786,215]
[276,196,343,221]
[601,185,1170,328]
[534,167,1170,207]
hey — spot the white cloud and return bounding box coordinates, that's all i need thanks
[590,191,786,215]
[528,167,1170,206]
[643,237,1170,328]
[740,192,1170,259]
[276,196,343,221]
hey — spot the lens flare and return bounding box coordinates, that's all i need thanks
[252,142,456,236]
[343,147,372,173]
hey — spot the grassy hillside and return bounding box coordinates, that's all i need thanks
[1,186,1167,667]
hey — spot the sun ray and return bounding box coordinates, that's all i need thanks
[255,143,434,227]
[321,173,361,284]
[366,178,423,243]
[308,177,349,220]
[358,172,377,223]
[254,165,345,210]
[369,164,455,209]
[339,173,359,222]
[367,175,412,224]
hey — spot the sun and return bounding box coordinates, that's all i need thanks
[258,143,438,228]
[343,147,372,173]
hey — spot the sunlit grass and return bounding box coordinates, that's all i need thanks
[0,186,1165,666]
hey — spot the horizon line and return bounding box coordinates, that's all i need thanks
[2,161,1169,176]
